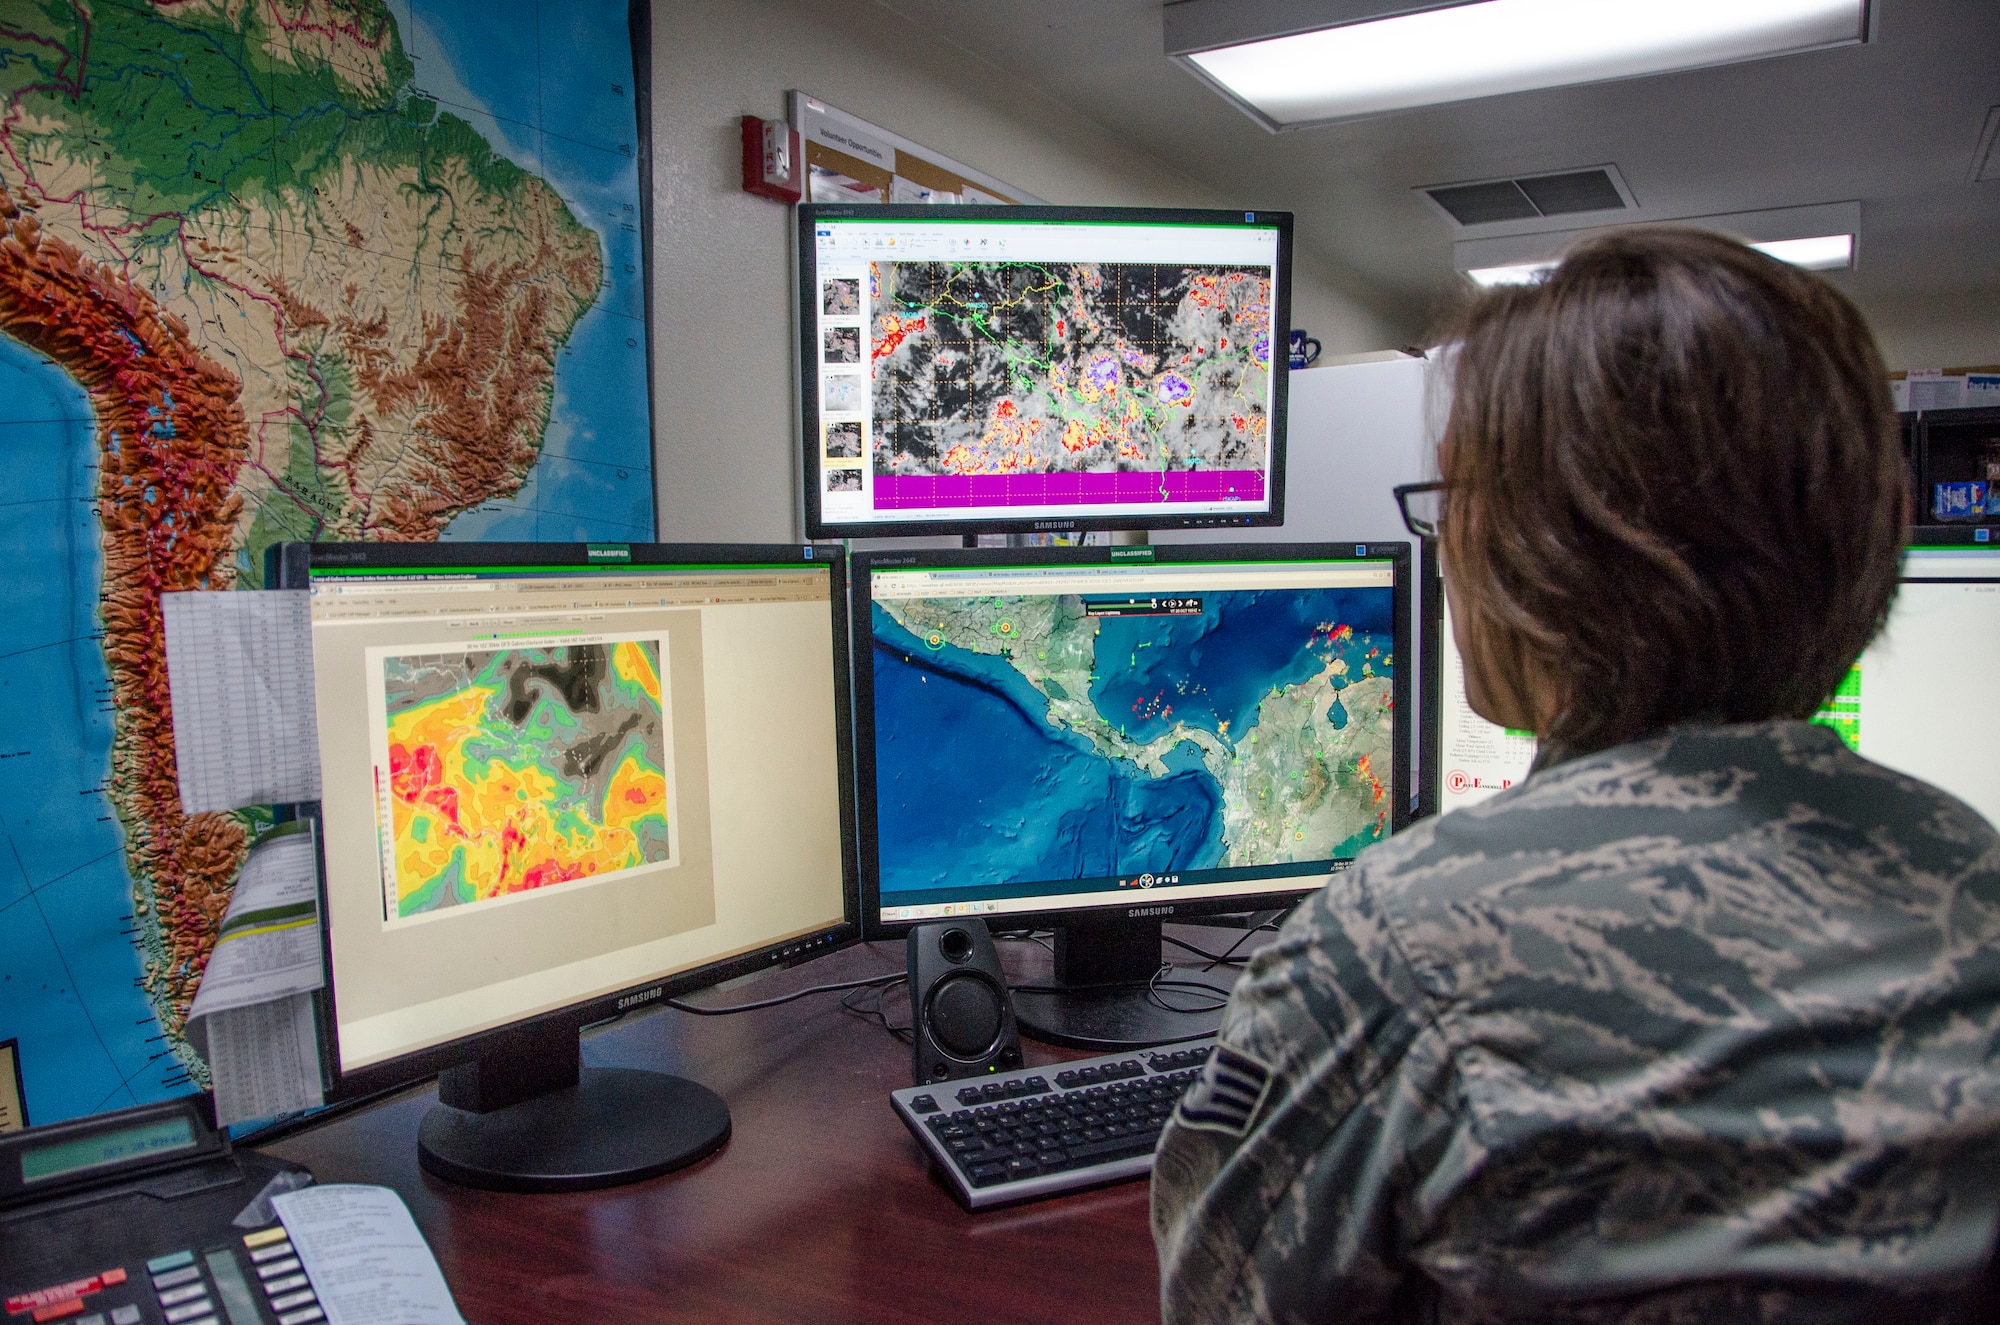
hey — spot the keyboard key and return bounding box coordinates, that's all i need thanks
[277,1309,325,1325]
[146,1252,196,1275]
[247,1243,295,1264]
[111,1309,141,1325]
[909,1094,939,1113]
[261,1274,310,1295]
[163,1303,214,1324]
[153,1267,202,1290]
[256,1259,302,1279]
[269,1291,318,1312]
[158,1285,209,1307]
[30,1304,84,1323]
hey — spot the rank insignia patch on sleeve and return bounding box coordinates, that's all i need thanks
[1175,1043,1275,1136]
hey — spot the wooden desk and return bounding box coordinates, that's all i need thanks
[262,933,1248,1324]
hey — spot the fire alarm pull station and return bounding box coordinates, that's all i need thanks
[741,115,802,204]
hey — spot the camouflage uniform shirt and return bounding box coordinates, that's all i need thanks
[1152,721,2000,1324]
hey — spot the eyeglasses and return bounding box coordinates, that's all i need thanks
[1393,481,1448,540]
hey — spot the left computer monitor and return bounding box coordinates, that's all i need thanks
[273,542,858,1191]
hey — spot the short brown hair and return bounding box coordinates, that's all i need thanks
[1438,226,1906,757]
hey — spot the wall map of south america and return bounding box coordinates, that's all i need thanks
[0,0,654,1124]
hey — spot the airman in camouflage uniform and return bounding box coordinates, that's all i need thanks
[1153,721,2000,1323]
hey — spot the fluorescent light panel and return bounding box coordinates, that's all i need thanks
[1464,232,1855,285]
[1748,233,1853,269]
[1187,0,1867,127]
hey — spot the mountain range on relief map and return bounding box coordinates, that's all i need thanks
[0,0,654,1123]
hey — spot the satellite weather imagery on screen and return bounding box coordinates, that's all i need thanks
[869,261,1271,501]
[0,0,654,1123]
[871,586,1393,901]
[380,640,674,924]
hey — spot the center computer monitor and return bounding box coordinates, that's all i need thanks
[1422,528,2000,829]
[799,205,1293,540]
[274,542,858,1192]
[852,542,1410,1048]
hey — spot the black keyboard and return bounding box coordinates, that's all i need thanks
[889,1037,1215,1210]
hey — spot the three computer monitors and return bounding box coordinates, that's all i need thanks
[800,205,1293,540]
[851,543,1410,929]
[1425,528,2000,829]
[274,543,859,1091]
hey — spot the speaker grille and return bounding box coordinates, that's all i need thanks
[929,974,1004,1060]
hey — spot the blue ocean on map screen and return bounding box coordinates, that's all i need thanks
[399,0,657,542]
[870,587,1394,894]
[1088,590,1390,745]
[0,336,176,1120]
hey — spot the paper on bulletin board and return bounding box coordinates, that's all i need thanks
[792,92,1044,207]
[0,1040,24,1132]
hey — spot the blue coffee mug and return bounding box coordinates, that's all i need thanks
[1288,329,1321,369]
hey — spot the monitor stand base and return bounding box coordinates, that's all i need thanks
[1012,985,1227,1050]
[417,1022,730,1193]
[1011,916,1233,1051]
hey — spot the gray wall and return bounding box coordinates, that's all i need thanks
[647,0,1412,543]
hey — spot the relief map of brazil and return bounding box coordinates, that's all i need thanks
[871,587,1393,898]
[0,0,654,1124]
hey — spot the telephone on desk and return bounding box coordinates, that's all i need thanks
[0,1099,461,1325]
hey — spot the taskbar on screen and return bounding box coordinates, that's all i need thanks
[878,858,1348,923]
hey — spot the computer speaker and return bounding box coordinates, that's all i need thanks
[907,918,1021,1087]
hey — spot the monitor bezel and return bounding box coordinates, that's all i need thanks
[273,541,863,1101]
[850,540,1412,939]
[1907,523,1999,548]
[797,204,1295,540]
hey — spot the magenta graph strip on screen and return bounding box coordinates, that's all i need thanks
[872,469,1267,510]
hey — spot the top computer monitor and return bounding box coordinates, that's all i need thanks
[275,542,858,1092]
[799,205,1293,540]
[1424,528,2000,829]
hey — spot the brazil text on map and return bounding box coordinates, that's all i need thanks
[870,589,1393,893]
[870,262,1271,480]
[0,0,653,1121]
[382,641,670,921]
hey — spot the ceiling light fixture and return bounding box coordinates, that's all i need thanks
[1173,0,1868,130]
[1463,231,1856,286]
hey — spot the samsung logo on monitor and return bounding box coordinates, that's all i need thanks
[1032,519,1077,531]
[617,986,663,1011]
[1128,904,1176,918]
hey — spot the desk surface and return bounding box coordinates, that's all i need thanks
[263,933,1251,1325]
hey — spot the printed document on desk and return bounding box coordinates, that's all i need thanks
[162,589,322,813]
[271,1184,465,1325]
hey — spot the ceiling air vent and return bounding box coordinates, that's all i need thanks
[1423,166,1632,227]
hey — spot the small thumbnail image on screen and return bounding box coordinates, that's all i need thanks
[824,421,862,458]
[825,466,863,493]
[824,326,861,365]
[823,277,860,316]
[824,373,865,415]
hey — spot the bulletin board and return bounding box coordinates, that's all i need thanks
[790,92,1046,206]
